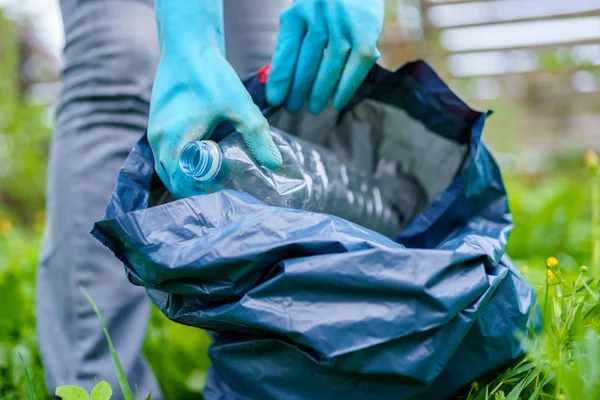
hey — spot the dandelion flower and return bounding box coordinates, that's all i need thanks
[547,269,555,278]
[546,257,559,268]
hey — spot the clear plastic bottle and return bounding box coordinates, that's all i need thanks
[179,127,400,238]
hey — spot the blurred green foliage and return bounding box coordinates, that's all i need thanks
[0,10,52,225]
[0,228,47,399]
[0,9,50,396]
[144,312,212,398]
[506,170,592,267]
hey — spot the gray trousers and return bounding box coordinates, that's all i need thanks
[36,1,291,398]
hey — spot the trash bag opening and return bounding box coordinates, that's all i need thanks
[268,96,469,231]
[148,102,471,237]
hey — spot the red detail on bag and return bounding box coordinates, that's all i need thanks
[257,64,271,84]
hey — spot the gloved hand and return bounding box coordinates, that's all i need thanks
[148,1,282,199]
[266,0,384,115]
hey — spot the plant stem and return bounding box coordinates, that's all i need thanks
[544,272,550,330]
[592,170,599,276]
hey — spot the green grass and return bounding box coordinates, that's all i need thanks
[458,260,600,400]
[0,226,47,399]
[0,153,598,400]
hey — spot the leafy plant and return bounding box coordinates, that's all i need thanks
[53,288,157,400]
[55,381,112,400]
[0,10,52,225]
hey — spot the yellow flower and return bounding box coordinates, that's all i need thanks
[546,257,559,268]
[581,265,589,273]
[584,149,599,169]
[547,269,555,278]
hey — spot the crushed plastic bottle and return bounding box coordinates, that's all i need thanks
[179,127,400,238]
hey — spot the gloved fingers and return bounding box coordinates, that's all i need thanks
[307,37,350,115]
[284,27,328,114]
[229,98,283,170]
[157,159,202,199]
[152,137,204,200]
[332,44,380,110]
[149,111,216,198]
[266,11,306,108]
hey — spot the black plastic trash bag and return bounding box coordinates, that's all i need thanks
[92,61,536,400]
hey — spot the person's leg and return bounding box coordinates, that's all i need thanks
[36,1,162,398]
[37,0,290,398]
[223,0,292,78]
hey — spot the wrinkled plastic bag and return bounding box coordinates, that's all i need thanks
[92,61,536,400]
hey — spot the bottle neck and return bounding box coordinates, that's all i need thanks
[179,140,223,182]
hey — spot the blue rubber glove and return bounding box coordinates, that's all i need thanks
[266,0,384,115]
[148,1,282,199]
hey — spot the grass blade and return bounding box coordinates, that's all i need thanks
[582,280,599,301]
[527,372,554,400]
[18,353,35,400]
[506,370,537,400]
[80,287,135,400]
[495,361,536,381]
